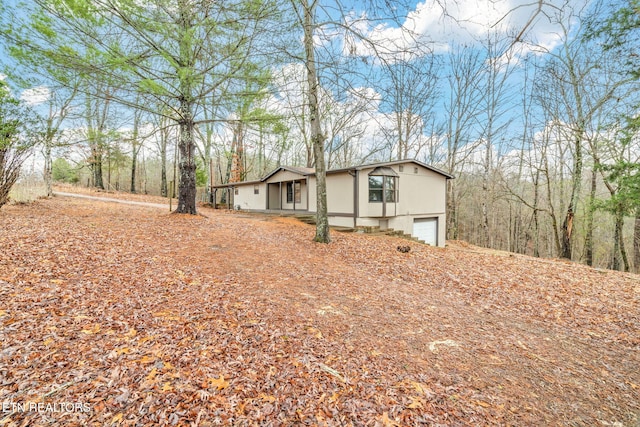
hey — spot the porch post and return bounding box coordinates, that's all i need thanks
[353,170,358,227]
[306,178,310,211]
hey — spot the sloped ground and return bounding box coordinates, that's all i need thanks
[0,191,638,426]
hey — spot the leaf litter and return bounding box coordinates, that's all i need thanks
[0,190,638,426]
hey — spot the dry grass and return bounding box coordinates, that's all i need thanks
[8,178,47,204]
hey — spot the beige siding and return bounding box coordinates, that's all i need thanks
[326,172,355,214]
[357,163,446,217]
[356,162,448,247]
[307,176,317,213]
[233,183,266,210]
[396,166,446,216]
[328,216,354,228]
[355,217,380,227]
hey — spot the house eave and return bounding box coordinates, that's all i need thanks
[326,159,455,179]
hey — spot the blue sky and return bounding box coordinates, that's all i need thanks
[2,0,590,106]
[1,0,607,166]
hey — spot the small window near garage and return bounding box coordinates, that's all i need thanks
[254,185,259,195]
[234,188,239,195]
[399,165,404,172]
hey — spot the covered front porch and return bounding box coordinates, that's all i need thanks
[266,179,309,211]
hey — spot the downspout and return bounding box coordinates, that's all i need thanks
[351,170,358,228]
[306,177,310,211]
[395,176,399,216]
[382,178,386,218]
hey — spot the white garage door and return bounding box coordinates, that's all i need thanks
[413,218,438,246]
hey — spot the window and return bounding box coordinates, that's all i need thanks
[234,187,239,195]
[368,176,383,202]
[385,176,396,202]
[414,167,419,174]
[254,185,259,195]
[286,182,301,203]
[369,176,397,202]
[399,165,404,172]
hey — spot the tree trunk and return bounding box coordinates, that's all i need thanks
[175,99,197,214]
[560,208,574,260]
[160,131,168,197]
[634,211,640,273]
[43,142,53,197]
[611,207,624,271]
[93,146,104,190]
[447,180,458,240]
[532,170,540,257]
[561,131,582,260]
[303,0,329,243]
[130,110,140,193]
[174,3,197,215]
[481,143,491,247]
[584,169,596,266]
[620,224,630,272]
[561,133,582,260]
[130,153,137,193]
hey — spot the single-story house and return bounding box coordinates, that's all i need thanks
[212,160,453,247]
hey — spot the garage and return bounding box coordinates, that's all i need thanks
[413,218,438,246]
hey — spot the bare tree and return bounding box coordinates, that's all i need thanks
[442,45,485,239]
[378,54,440,161]
[0,81,37,208]
[476,34,517,247]
[533,4,631,260]
[41,86,78,196]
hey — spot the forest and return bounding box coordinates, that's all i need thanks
[1,0,639,269]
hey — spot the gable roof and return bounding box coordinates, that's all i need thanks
[213,159,453,188]
[328,159,454,179]
[368,166,399,177]
[260,165,315,181]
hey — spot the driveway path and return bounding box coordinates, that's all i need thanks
[53,191,171,210]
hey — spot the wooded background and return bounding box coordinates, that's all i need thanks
[1,0,639,270]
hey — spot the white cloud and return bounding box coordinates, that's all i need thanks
[344,0,581,61]
[20,86,50,106]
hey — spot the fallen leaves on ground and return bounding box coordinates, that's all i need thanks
[0,190,638,426]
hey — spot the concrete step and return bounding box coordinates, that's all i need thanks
[294,215,316,225]
[293,218,426,244]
